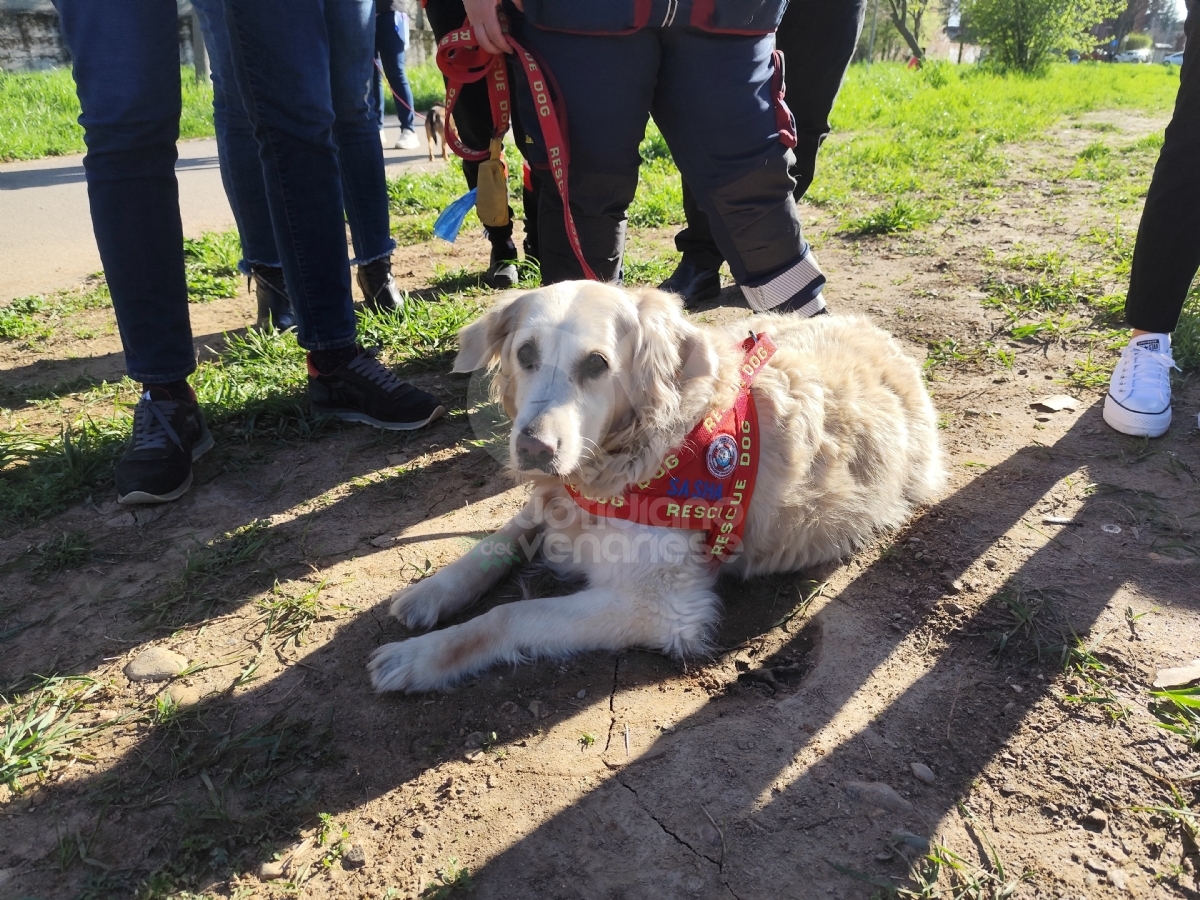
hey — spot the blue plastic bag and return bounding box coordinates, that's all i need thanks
[433,189,477,243]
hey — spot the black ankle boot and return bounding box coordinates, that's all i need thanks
[251,265,297,331]
[356,257,404,313]
[485,242,519,289]
[659,257,722,310]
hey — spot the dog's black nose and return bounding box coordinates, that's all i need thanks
[515,430,556,470]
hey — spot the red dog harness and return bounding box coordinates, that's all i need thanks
[436,16,598,280]
[565,333,777,562]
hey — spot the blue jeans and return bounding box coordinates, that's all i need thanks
[221,0,396,349]
[52,0,195,383]
[192,0,395,276]
[372,11,415,131]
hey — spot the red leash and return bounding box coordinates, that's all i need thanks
[436,17,598,281]
[373,57,427,125]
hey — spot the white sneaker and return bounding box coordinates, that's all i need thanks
[1103,332,1177,437]
[394,128,420,151]
[379,128,390,147]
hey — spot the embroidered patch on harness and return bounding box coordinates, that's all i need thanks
[706,434,738,479]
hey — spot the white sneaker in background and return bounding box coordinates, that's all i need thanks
[395,128,420,151]
[1103,332,1177,438]
[379,128,390,147]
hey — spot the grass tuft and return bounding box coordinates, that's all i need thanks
[1,676,104,792]
[847,197,934,235]
[183,231,241,303]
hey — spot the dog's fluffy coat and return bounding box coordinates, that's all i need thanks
[369,282,944,692]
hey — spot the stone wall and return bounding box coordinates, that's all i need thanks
[0,10,66,71]
[0,1,195,72]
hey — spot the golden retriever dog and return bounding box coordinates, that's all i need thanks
[369,282,944,692]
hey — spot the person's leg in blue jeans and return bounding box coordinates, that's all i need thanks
[53,0,215,505]
[195,0,400,318]
[221,0,443,429]
[376,7,418,148]
[326,0,404,308]
[191,0,296,331]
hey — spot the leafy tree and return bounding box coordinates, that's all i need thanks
[963,0,1123,72]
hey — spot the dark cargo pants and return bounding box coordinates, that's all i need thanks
[511,18,812,308]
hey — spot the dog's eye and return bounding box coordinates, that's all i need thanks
[516,341,539,370]
[578,353,609,380]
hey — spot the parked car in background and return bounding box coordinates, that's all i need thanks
[1115,47,1153,63]
[1164,51,1184,66]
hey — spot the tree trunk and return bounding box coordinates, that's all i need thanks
[885,0,926,60]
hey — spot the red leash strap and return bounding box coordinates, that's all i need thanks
[437,25,508,161]
[771,49,797,149]
[437,18,598,281]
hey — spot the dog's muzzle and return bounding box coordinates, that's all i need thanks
[515,429,558,472]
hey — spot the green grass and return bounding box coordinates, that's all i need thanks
[184,231,241,303]
[31,530,93,575]
[965,229,1200,379]
[0,294,471,532]
[0,66,215,161]
[1152,686,1200,748]
[1,675,105,791]
[846,196,934,235]
[407,62,446,112]
[1,230,235,347]
[4,62,1195,539]
[811,61,1180,228]
[257,579,331,649]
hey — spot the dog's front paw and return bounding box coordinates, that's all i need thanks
[388,576,458,631]
[368,634,461,693]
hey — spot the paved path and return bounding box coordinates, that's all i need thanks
[0,125,443,303]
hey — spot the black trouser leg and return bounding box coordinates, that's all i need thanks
[674,180,726,270]
[424,0,516,256]
[672,0,866,269]
[1124,6,1200,334]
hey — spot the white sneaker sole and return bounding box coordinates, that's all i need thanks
[315,404,446,432]
[1103,394,1171,438]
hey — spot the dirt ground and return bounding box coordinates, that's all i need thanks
[1,111,1198,900]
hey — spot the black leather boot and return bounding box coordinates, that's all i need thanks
[485,241,519,289]
[251,265,297,331]
[356,256,404,313]
[659,257,722,310]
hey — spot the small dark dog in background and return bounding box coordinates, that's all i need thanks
[425,104,446,161]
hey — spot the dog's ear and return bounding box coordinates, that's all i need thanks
[453,290,529,373]
[632,289,717,418]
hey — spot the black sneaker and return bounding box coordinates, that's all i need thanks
[116,387,214,505]
[356,257,404,313]
[308,347,445,431]
[251,264,297,332]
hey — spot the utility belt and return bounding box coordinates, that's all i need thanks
[521,0,787,35]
